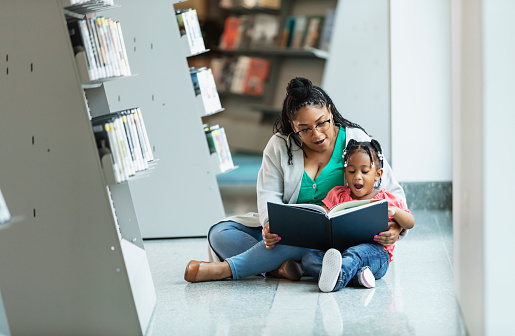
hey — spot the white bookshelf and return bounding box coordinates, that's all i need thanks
[100,0,227,238]
[0,1,155,335]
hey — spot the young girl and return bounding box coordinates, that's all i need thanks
[301,139,415,292]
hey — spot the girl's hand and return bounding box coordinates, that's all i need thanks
[374,221,402,246]
[388,206,397,217]
[262,222,281,249]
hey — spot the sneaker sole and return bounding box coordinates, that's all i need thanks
[358,268,376,288]
[319,249,342,293]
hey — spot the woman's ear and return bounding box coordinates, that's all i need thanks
[375,168,384,181]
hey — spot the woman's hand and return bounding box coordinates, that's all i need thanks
[374,221,402,246]
[262,222,281,249]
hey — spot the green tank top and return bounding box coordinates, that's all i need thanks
[297,126,346,206]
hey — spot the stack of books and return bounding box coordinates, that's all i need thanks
[211,56,270,96]
[176,8,206,55]
[190,67,223,115]
[68,17,131,81]
[204,124,234,173]
[91,108,153,183]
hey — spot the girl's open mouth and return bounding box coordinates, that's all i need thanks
[353,184,364,191]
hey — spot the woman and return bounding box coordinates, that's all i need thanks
[184,77,406,282]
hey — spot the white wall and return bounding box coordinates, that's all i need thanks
[322,0,391,160]
[391,0,452,182]
[483,1,515,332]
[453,0,515,335]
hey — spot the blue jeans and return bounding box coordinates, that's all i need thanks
[208,221,263,260]
[302,243,390,292]
[209,221,312,280]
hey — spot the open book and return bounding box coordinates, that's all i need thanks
[268,199,388,252]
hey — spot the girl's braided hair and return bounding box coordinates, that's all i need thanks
[273,77,368,164]
[343,139,384,187]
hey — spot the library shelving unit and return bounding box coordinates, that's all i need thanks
[99,0,228,238]
[0,1,155,335]
[204,0,338,153]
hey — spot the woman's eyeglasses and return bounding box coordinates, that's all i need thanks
[295,118,332,137]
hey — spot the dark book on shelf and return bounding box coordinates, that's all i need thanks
[268,199,389,252]
[319,7,336,51]
[279,15,295,48]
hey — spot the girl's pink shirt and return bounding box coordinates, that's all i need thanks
[322,187,411,262]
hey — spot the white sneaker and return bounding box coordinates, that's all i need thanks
[318,249,342,293]
[357,267,376,288]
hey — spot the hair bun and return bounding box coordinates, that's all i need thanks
[286,77,313,101]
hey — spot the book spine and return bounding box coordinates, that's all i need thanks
[78,20,97,80]
[116,21,131,76]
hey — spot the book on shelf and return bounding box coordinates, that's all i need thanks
[175,8,206,55]
[247,14,280,48]
[268,199,389,252]
[230,56,270,96]
[219,16,244,51]
[68,16,131,81]
[0,189,11,225]
[210,57,238,93]
[279,15,296,48]
[223,0,281,9]
[303,16,324,49]
[318,7,336,51]
[91,108,153,184]
[204,124,234,173]
[257,0,281,9]
[190,67,223,115]
[289,15,308,49]
[219,0,234,9]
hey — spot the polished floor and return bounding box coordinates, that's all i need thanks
[143,184,467,336]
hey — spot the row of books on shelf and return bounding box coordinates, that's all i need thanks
[220,0,281,10]
[176,8,206,56]
[211,56,270,96]
[190,67,222,115]
[66,0,114,5]
[219,8,336,51]
[91,108,154,184]
[204,124,235,173]
[68,16,131,82]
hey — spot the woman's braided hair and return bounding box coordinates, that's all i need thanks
[273,77,368,164]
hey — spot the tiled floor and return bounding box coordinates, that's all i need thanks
[143,185,467,336]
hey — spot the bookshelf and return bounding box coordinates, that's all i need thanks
[0,1,155,335]
[98,0,229,238]
[202,0,339,153]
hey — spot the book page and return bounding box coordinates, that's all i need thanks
[287,203,327,214]
[327,199,383,218]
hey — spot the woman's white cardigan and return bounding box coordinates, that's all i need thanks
[207,127,406,261]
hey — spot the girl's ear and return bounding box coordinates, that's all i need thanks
[375,168,384,181]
